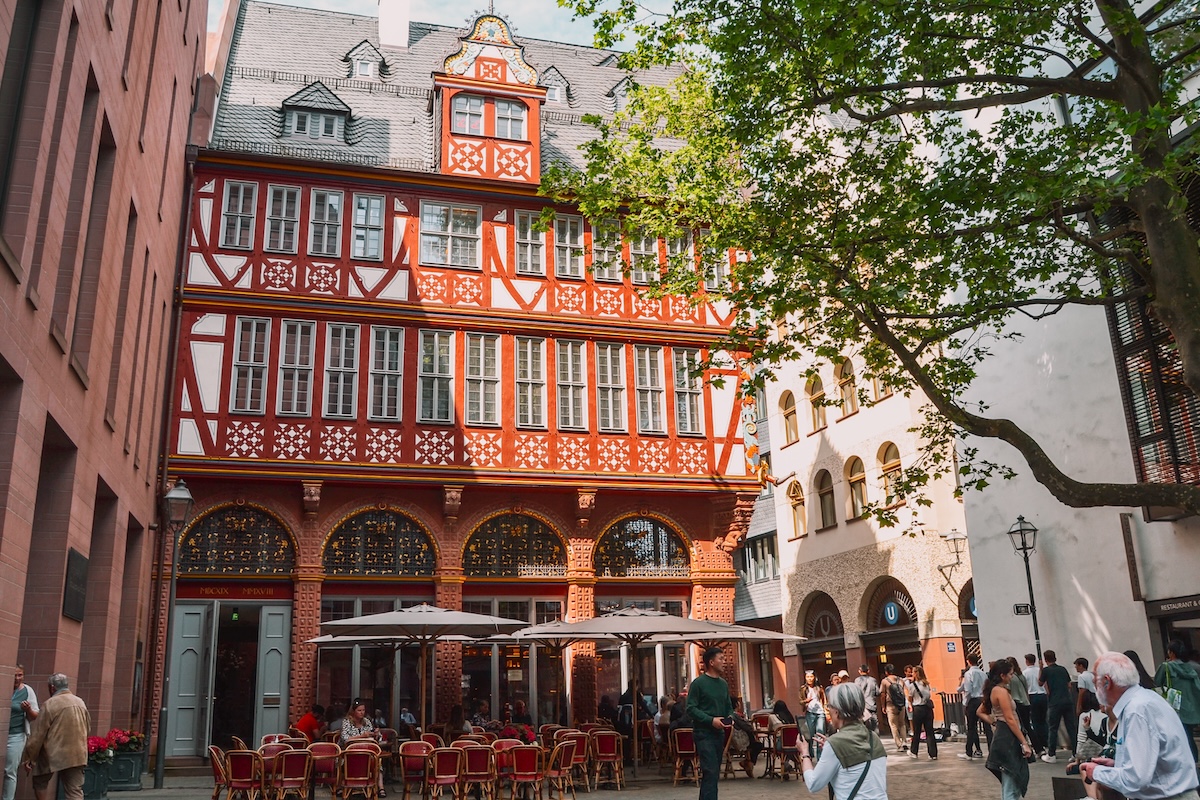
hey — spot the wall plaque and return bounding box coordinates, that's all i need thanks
[62,548,88,622]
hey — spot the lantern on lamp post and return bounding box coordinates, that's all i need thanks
[1007,516,1042,664]
[154,480,194,788]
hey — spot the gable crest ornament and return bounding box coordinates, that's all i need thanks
[443,15,538,86]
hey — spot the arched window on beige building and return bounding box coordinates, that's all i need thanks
[780,391,799,444]
[835,358,857,416]
[807,376,826,431]
[815,470,836,529]
[847,457,867,518]
[880,442,902,506]
[787,481,806,538]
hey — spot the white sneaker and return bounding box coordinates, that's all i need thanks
[957,753,976,761]
[907,752,918,760]
[1041,754,1057,764]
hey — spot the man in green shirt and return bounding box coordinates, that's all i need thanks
[687,647,732,800]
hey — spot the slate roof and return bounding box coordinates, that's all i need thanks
[282,81,352,112]
[210,1,683,175]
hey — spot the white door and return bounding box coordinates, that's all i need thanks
[255,605,291,740]
[167,603,215,756]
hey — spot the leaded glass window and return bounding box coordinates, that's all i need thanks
[178,506,295,575]
[323,510,436,576]
[463,514,567,578]
[594,517,689,578]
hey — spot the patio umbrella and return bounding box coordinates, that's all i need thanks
[652,620,806,649]
[504,619,586,726]
[319,604,528,732]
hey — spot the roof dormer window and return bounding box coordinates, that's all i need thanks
[289,110,344,139]
[354,59,375,78]
[495,99,526,140]
[282,81,351,143]
[545,86,560,103]
[451,95,485,136]
[540,67,569,105]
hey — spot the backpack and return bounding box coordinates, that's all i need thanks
[887,679,906,707]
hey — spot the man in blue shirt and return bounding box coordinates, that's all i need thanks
[957,654,990,760]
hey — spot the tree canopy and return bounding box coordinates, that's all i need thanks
[543,0,1200,515]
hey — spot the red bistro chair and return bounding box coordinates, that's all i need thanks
[776,725,801,781]
[262,734,289,746]
[226,750,267,800]
[589,730,622,791]
[671,728,698,787]
[308,743,341,800]
[562,732,590,793]
[507,746,541,800]
[398,741,433,800]
[338,749,380,800]
[425,748,463,800]
[209,745,230,800]
[271,749,312,800]
[461,745,497,800]
[421,734,445,749]
[544,740,577,800]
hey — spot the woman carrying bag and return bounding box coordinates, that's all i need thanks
[977,660,1032,800]
[797,683,888,800]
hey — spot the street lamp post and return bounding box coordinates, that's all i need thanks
[1007,516,1042,664]
[153,479,194,789]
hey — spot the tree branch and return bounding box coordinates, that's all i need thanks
[1146,13,1200,36]
[813,73,1120,106]
[1052,203,1139,259]
[879,288,1149,322]
[838,86,1064,124]
[1162,38,1200,70]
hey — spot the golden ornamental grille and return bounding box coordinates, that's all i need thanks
[323,509,436,576]
[462,513,567,577]
[178,507,295,575]
[593,517,689,578]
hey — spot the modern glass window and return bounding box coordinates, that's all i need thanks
[590,218,621,281]
[324,324,359,418]
[221,181,256,249]
[265,186,299,253]
[369,326,403,421]
[352,194,384,260]
[781,390,799,443]
[673,348,703,434]
[836,358,858,416]
[635,345,664,433]
[420,202,481,268]
[451,94,484,135]
[309,190,343,257]
[596,343,625,432]
[515,337,545,428]
[278,320,314,415]
[495,99,526,140]
[515,211,544,276]
[788,481,806,538]
[847,457,867,518]
[557,340,586,430]
[554,215,584,279]
[880,443,902,505]
[808,376,827,431]
[418,330,453,423]
[816,470,836,528]
[629,231,658,284]
[465,333,500,425]
[232,317,269,413]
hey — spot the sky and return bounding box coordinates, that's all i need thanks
[205,0,613,48]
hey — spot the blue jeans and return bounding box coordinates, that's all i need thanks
[694,728,723,800]
[1001,770,1022,800]
[805,711,825,761]
[4,732,24,800]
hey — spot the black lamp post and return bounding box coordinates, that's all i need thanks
[154,479,194,789]
[1007,515,1042,664]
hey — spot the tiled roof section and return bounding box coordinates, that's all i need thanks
[282,81,351,112]
[210,0,683,175]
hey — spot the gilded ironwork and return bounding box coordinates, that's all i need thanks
[178,506,295,575]
[323,509,436,576]
[593,517,690,578]
[463,513,567,577]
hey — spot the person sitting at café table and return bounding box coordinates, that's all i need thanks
[341,700,386,797]
[294,704,325,742]
[510,700,533,726]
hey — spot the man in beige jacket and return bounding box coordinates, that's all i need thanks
[22,674,90,800]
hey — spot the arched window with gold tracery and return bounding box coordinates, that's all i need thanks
[323,509,436,576]
[594,517,689,577]
[178,506,295,576]
[463,513,567,578]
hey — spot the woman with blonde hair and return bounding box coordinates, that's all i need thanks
[907,666,938,760]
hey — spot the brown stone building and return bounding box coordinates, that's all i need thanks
[0,0,205,748]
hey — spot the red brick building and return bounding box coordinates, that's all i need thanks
[157,2,756,754]
[0,0,205,747]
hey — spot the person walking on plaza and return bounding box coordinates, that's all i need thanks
[798,683,888,800]
[856,665,879,731]
[959,654,990,760]
[1039,650,1077,763]
[686,646,732,800]
[1005,657,1032,747]
[880,663,908,752]
[1022,654,1048,756]
[21,674,89,800]
[977,659,1033,800]
[1155,640,1200,764]
[5,666,38,800]
[803,670,828,759]
[1081,651,1199,800]
[907,666,938,761]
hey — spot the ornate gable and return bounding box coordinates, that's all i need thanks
[443,15,538,87]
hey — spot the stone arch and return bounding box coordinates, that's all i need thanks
[177,503,297,576]
[958,578,977,621]
[799,591,845,640]
[322,507,437,577]
[461,510,568,577]
[862,576,918,631]
[593,515,691,577]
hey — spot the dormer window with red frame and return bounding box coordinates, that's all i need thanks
[495,99,526,139]
[451,94,528,141]
[452,95,485,136]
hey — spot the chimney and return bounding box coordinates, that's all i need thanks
[378,0,410,50]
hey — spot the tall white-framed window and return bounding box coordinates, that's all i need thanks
[596,343,626,432]
[277,320,314,415]
[418,330,454,423]
[451,94,484,135]
[635,345,665,433]
[324,324,359,418]
[352,194,384,260]
[667,230,693,267]
[310,189,343,257]
[672,348,703,434]
[495,99,526,140]
[515,337,545,428]
[265,186,299,253]
[554,215,584,279]
[515,211,544,276]
[289,111,342,139]
[420,201,481,268]
[231,316,269,413]
[629,231,658,284]
[699,228,729,290]
[369,326,403,421]
[556,340,586,430]
[221,181,257,249]
[465,333,500,425]
[590,218,621,281]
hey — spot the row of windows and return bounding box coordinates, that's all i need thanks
[740,534,779,584]
[783,443,903,537]
[450,94,527,140]
[777,359,893,444]
[219,182,730,288]
[230,317,706,434]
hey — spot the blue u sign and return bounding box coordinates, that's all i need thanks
[883,601,901,625]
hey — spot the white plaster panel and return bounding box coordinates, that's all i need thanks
[711,382,736,442]
[378,271,409,301]
[180,386,191,412]
[191,342,224,413]
[191,313,226,337]
[355,266,387,294]
[727,443,747,475]
[214,254,247,282]
[207,420,218,441]
[187,251,220,286]
[199,197,213,243]
[177,419,204,455]
[199,179,215,193]
[489,278,523,310]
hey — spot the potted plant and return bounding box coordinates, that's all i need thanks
[105,729,146,791]
[498,723,537,744]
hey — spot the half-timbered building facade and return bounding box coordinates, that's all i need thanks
[157,1,756,753]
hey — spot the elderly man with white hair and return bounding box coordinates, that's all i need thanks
[1080,651,1199,800]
